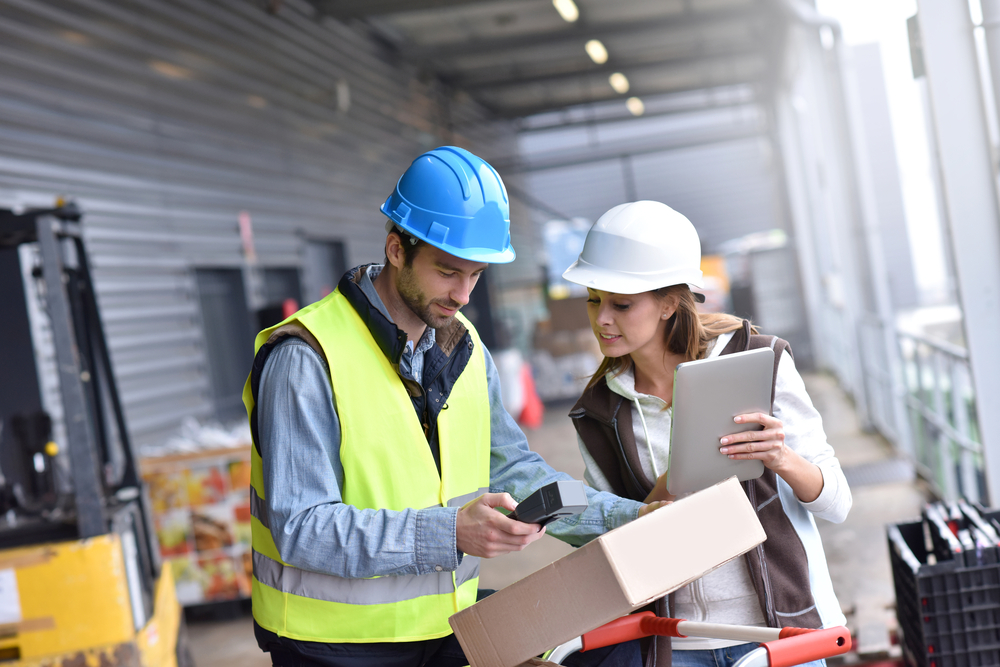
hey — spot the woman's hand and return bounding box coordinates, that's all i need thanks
[719,412,789,471]
[720,412,824,503]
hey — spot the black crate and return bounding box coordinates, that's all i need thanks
[890,517,1000,667]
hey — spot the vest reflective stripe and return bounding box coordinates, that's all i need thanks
[250,486,269,529]
[446,488,489,508]
[244,288,490,643]
[248,484,488,605]
[252,549,481,606]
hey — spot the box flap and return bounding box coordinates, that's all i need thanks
[601,476,766,605]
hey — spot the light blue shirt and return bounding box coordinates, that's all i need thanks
[257,266,642,579]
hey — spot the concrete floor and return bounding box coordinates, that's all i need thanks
[187,371,927,666]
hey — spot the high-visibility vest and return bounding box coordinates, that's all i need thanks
[243,288,490,643]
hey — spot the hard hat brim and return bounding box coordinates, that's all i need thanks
[442,244,516,264]
[384,219,516,264]
[562,258,704,295]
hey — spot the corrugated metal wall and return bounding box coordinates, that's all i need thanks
[0,0,524,450]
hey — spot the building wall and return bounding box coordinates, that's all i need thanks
[0,0,520,449]
[849,43,919,311]
[517,95,784,255]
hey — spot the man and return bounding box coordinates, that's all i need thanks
[243,146,660,666]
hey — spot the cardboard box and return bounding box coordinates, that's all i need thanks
[530,350,602,402]
[450,477,766,667]
[545,296,592,332]
[533,326,600,358]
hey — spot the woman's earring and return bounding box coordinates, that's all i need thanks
[661,314,668,319]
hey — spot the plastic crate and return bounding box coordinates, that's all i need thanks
[889,517,1000,667]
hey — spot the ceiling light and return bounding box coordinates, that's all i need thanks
[246,95,268,109]
[585,39,608,65]
[149,60,193,80]
[626,97,645,116]
[609,73,630,94]
[552,0,579,23]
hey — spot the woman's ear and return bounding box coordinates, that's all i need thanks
[660,292,681,320]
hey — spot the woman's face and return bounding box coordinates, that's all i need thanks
[585,288,676,359]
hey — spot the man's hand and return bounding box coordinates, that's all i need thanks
[456,493,547,558]
[638,500,671,519]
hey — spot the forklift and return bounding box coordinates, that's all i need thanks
[0,203,190,666]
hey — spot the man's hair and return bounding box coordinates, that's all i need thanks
[385,223,425,267]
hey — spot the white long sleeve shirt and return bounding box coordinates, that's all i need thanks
[578,332,851,648]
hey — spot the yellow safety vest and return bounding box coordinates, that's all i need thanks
[242,288,490,643]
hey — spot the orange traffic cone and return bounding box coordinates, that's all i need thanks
[518,363,544,429]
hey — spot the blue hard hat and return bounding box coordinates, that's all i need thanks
[380,146,515,264]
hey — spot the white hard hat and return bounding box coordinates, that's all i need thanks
[562,201,704,296]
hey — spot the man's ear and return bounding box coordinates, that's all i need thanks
[385,232,405,270]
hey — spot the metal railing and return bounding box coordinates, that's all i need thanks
[855,318,984,504]
[857,319,903,444]
[896,330,984,504]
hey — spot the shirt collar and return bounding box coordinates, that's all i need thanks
[357,264,436,353]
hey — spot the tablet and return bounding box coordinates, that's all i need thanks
[665,347,774,497]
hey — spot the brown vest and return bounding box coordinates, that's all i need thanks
[569,321,822,667]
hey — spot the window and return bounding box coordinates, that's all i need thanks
[303,240,346,305]
[193,269,255,424]
[257,267,303,330]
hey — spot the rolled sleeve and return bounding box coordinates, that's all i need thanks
[773,352,852,524]
[801,461,851,520]
[415,506,461,573]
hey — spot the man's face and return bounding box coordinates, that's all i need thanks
[395,243,488,330]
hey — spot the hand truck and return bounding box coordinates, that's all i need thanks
[546,612,853,667]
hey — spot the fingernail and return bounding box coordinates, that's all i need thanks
[720,437,729,445]
[734,416,742,423]
[720,447,729,454]
[728,455,736,459]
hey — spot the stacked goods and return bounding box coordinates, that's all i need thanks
[888,501,1000,667]
[141,449,253,605]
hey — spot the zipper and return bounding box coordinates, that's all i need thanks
[760,543,777,626]
[747,481,778,626]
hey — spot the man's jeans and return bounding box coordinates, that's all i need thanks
[256,622,642,667]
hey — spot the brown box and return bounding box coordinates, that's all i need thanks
[545,296,592,332]
[450,477,765,667]
[532,327,601,358]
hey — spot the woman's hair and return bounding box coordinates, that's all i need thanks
[585,284,755,391]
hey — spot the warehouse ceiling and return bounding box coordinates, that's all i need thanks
[305,0,794,120]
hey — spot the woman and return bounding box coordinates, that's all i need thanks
[562,201,851,667]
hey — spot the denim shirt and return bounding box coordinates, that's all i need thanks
[257,265,642,579]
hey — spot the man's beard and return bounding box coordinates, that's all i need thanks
[397,264,462,330]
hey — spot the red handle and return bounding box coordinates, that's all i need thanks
[581,612,688,651]
[580,613,832,655]
[640,615,687,639]
[763,626,852,667]
[581,612,653,651]
[778,627,816,639]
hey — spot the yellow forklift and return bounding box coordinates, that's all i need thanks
[0,204,189,666]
